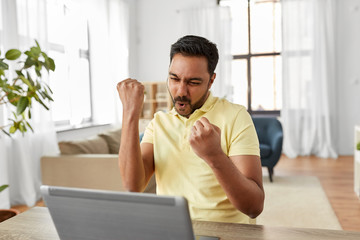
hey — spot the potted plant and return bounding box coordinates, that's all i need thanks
[0,184,19,223]
[0,41,55,222]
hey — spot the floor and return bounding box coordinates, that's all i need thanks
[11,154,360,232]
[273,154,360,232]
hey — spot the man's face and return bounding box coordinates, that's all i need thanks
[167,53,215,118]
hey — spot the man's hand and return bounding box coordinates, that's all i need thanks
[190,117,264,218]
[189,117,224,164]
[117,78,145,117]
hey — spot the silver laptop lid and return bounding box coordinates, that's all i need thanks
[41,185,195,240]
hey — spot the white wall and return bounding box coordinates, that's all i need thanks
[127,0,138,78]
[336,0,360,155]
[133,0,217,82]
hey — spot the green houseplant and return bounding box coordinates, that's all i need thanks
[0,41,55,221]
[0,40,55,136]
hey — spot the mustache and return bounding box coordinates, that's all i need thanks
[173,96,191,103]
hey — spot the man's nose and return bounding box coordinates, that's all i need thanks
[177,81,188,97]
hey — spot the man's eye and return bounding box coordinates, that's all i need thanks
[170,77,180,81]
[189,81,201,85]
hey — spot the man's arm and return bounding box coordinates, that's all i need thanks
[117,79,154,192]
[207,154,264,218]
[189,117,264,218]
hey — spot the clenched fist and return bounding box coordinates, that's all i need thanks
[189,117,224,163]
[117,78,145,117]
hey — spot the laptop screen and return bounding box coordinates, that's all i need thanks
[41,185,195,240]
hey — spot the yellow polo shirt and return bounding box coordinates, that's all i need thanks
[141,93,260,223]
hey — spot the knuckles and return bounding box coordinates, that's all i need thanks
[117,79,144,94]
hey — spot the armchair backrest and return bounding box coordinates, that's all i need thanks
[252,117,283,145]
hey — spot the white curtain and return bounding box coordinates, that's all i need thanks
[83,0,129,126]
[108,0,129,125]
[177,6,232,100]
[281,0,338,158]
[0,0,59,208]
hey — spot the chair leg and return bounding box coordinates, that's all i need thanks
[268,167,274,182]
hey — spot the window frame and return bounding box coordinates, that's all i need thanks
[221,0,282,116]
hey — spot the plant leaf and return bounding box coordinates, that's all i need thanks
[24,57,36,68]
[44,83,53,94]
[48,57,55,71]
[0,60,9,70]
[5,49,21,60]
[19,76,32,87]
[19,122,26,132]
[12,112,17,120]
[26,72,35,87]
[17,96,29,115]
[16,70,24,76]
[7,92,19,107]
[0,185,9,192]
[26,121,34,132]
[36,98,49,110]
[1,129,11,137]
[35,69,41,77]
[30,46,41,57]
[9,126,16,133]
[42,90,54,101]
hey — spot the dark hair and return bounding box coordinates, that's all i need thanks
[170,35,219,76]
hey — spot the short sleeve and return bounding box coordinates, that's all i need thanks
[141,119,155,144]
[228,108,260,157]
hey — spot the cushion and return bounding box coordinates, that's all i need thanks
[98,128,122,154]
[259,143,272,158]
[59,136,110,154]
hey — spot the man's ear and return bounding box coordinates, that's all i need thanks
[208,73,216,88]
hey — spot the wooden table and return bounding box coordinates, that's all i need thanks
[1,207,360,240]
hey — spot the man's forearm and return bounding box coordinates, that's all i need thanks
[118,117,147,192]
[206,153,264,218]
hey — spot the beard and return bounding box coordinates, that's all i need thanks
[169,88,209,118]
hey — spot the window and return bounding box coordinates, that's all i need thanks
[1,0,129,128]
[220,0,282,115]
[46,1,92,126]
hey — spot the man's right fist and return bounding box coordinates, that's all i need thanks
[117,78,145,116]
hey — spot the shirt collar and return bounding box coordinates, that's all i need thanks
[169,91,217,116]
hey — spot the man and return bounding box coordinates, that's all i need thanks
[117,35,264,224]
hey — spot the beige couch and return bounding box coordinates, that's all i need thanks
[41,127,156,194]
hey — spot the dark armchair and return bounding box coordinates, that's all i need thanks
[252,117,283,182]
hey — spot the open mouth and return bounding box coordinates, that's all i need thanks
[176,102,189,108]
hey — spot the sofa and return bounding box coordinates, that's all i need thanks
[41,126,156,194]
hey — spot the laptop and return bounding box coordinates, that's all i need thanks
[41,185,219,240]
